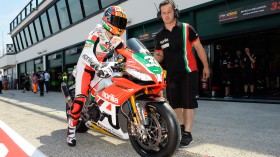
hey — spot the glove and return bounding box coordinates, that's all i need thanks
[96,63,113,78]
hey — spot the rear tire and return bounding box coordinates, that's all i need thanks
[66,103,89,133]
[129,102,180,157]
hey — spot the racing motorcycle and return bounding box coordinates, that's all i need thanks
[61,38,180,157]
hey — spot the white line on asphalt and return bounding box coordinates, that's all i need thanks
[0,120,47,157]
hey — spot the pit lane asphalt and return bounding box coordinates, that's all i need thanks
[0,90,279,157]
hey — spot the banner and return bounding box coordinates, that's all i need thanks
[218,0,280,24]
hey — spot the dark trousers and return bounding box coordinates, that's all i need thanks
[38,81,45,96]
[45,81,50,92]
[0,81,2,93]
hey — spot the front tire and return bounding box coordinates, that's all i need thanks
[129,102,180,157]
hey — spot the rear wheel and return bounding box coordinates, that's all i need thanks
[129,102,180,157]
[66,103,89,133]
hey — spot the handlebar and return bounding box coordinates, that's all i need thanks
[111,62,125,72]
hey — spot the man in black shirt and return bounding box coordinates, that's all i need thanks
[154,0,210,148]
[220,51,233,98]
[36,67,46,96]
[241,47,256,97]
[232,50,243,96]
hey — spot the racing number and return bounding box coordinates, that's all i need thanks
[271,1,280,11]
[144,56,160,67]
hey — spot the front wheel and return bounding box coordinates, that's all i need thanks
[129,102,180,157]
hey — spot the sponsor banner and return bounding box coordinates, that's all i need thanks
[138,32,158,41]
[65,47,78,55]
[218,0,280,24]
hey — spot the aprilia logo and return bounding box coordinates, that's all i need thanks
[102,91,119,103]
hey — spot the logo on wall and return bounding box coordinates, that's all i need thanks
[6,44,15,54]
[218,11,238,22]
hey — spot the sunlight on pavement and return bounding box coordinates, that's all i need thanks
[1,95,127,146]
[186,143,274,157]
[0,96,66,119]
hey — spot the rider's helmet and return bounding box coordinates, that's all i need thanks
[102,6,127,36]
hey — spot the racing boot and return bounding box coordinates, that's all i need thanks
[67,118,76,147]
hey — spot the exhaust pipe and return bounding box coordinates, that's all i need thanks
[61,82,72,105]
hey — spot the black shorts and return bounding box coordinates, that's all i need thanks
[221,73,231,87]
[166,71,198,109]
[243,70,255,84]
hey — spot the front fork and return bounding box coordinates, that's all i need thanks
[129,94,148,126]
[130,95,148,125]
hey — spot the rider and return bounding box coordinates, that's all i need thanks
[67,6,127,147]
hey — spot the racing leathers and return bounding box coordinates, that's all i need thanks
[67,24,124,146]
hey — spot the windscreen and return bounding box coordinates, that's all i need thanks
[126,38,152,55]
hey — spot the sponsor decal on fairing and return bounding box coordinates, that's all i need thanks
[102,91,119,103]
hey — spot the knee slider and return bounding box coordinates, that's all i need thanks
[71,96,87,115]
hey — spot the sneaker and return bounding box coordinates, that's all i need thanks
[224,94,232,98]
[180,132,193,148]
[180,125,185,137]
[67,125,76,147]
[242,94,249,98]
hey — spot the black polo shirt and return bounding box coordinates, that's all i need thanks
[242,53,256,71]
[155,22,199,78]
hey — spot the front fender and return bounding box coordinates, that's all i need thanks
[136,94,166,102]
[135,94,166,125]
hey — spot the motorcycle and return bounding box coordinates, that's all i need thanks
[61,38,180,157]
